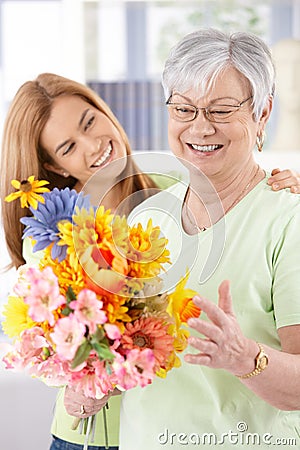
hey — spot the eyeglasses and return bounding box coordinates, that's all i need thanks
[166,95,253,123]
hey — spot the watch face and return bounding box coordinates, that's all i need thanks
[259,356,268,370]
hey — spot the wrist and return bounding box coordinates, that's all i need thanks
[235,342,269,379]
[232,339,258,377]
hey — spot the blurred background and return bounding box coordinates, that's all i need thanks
[0,1,300,448]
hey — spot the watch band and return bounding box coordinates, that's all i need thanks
[237,342,268,379]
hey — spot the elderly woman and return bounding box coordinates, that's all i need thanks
[118,29,300,449]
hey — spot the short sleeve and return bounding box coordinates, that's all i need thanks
[22,237,43,266]
[272,211,300,328]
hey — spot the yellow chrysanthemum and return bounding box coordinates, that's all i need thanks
[156,351,182,378]
[72,205,114,246]
[167,272,200,324]
[94,206,115,240]
[39,247,85,295]
[168,320,190,352]
[57,220,81,269]
[70,207,130,279]
[126,219,171,280]
[5,176,50,209]
[2,296,36,338]
[156,318,190,378]
[101,293,132,330]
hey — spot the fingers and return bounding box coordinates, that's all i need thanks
[188,316,222,341]
[192,295,227,328]
[184,352,211,366]
[270,167,280,176]
[64,385,111,417]
[218,280,233,315]
[268,168,300,193]
[191,280,233,329]
[185,280,244,371]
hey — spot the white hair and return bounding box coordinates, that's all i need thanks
[162,28,275,121]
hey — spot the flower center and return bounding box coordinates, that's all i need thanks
[20,180,33,193]
[41,295,50,306]
[132,332,151,348]
[66,333,74,343]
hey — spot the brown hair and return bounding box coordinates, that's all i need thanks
[0,73,157,269]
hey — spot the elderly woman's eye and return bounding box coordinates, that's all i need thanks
[176,105,193,114]
[210,107,235,116]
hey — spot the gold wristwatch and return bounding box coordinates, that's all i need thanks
[237,343,268,379]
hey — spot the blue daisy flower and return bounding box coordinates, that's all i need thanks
[21,187,91,262]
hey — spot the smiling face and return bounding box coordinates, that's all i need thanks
[40,95,127,188]
[167,67,271,182]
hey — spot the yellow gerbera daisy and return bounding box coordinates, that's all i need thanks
[5,176,50,209]
[2,296,36,338]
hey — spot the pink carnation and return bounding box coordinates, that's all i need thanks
[29,354,72,386]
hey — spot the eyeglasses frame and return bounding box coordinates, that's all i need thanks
[166,95,253,123]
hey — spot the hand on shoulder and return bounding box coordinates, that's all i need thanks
[268,168,300,193]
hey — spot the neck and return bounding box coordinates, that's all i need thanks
[75,178,123,213]
[190,157,259,201]
[185,160,263,232]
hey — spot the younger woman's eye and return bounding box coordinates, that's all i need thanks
[84,115,95,131]
[62,143,75,156]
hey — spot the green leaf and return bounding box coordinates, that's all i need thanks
[71,340,92,369]
[61,306,72,316]
[91,326,105,342]
[66,286,77,305]
[92,342,115,362]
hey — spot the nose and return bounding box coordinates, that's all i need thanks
[189,109,216,136]
[79,135,101,155]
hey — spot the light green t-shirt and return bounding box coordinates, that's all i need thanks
[119,175,300,450]
[23,172,183,447]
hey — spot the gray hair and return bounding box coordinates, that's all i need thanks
[162,28,275,121]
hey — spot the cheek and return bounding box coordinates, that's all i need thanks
[167,122,185,151]
[229,117,257,145]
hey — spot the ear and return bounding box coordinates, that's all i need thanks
[258,95,273,131]
[43,162,69,178]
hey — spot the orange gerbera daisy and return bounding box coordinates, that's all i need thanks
[120,317,175,369]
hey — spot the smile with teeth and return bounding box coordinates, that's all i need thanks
[191,144,222,152]
[91,144,112,167]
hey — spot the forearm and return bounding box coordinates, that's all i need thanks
[186,289,300,412]
[234,341,300,410]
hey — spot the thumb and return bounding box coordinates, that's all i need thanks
[218,280,233,315]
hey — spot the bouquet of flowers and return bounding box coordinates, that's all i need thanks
[2,176,200,448]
